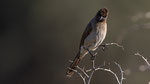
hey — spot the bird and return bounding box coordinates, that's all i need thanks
[66,8,109,77]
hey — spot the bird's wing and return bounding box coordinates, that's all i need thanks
[79,22,92,48]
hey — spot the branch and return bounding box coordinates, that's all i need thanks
[69,60,125,84]
[68,67,86,84]
[68,42,125,84]
[95,62,125,84]
[85,48,125,84]
[115,62,125,84]
[135,52,150,66]
[76,66,89,78]
[103,42,124,51]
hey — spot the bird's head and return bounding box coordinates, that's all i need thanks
[96,8,109,22]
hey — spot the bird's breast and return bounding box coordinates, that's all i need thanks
[95,22,107,48]
[83,22,107,51]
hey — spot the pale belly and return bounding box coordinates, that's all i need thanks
[84,26,107,51]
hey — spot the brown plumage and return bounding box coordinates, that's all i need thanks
[66,8,109,77]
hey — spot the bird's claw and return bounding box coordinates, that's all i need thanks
[101,44,108,51]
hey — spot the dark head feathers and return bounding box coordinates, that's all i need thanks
[97,8,109,17]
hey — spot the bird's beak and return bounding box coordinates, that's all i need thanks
[99,16,104,20]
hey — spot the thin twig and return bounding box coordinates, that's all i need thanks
[104,43,124,50]
[87,70,94,84]
[135,52,150,66]
[115,62,125,84]
[95,62,125,84]
[76,66,89,78]
[68,67,86,84]
[96,67,121,84]
[86,63,105,72]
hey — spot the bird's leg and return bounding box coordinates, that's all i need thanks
[100,44,108,51]
[83,47,96,60]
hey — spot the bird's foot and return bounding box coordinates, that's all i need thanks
[100,44,108,51]
[83,47,97,60]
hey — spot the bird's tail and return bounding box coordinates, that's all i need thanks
[66,52,81,77]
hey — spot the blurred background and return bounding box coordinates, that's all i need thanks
[1,0,150,84]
